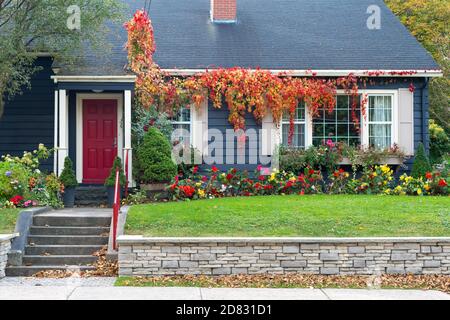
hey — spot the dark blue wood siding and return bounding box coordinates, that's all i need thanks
[205,100,271,172]
[0,57,55,172]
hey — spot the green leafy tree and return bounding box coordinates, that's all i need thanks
[105,157,126,187]
[411,142,432,178]
[136,127,177,183]
[385,0,450,134]
[59,157,78,188]
[0,0,125,118]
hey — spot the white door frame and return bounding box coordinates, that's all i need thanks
[75,93,124,183]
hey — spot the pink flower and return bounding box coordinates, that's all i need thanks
[326,139,335,148]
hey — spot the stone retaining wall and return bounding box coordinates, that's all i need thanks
[117,236,450,276]
[0,235,16,278]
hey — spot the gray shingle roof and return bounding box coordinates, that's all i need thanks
[61,0,439,76]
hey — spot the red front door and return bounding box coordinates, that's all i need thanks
[83,99,118,184]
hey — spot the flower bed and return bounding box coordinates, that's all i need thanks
[0,145,63,209]
[167,164,448,201]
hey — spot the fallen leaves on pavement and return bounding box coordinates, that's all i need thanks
[117,274,450,293]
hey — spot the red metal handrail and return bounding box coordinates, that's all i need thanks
[112,168,120,250]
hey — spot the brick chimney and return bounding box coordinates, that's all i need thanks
[210,0,237,23]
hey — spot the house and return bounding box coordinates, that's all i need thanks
[0,0,442,187]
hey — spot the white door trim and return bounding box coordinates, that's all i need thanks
[75,93,124,183]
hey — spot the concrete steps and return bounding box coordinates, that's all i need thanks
[28,235,109,246]
[6,210,111,277]
[5,265,96,277]
[75,186,108,207]
[22,255,98,266]
[25,245,104,256]
[33,216,110,227]
[29,226,110,236]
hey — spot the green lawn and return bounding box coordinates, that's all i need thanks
[126,195,450,237]
[0,209,20,234]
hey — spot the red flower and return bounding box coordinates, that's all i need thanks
[299,189,305,196]
[333,171,339,178]
[258,175,265,181]
[179,185,195,198]
[438,179,448,187]
[9,195,24,205]
[264,185,273,190]
[226,174,234,181]
[192,166,199,174]
[308,169,315,175]
[201,176,208,182]
[211,166,219,173]
[425,172,433,180]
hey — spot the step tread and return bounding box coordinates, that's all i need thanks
[23,255,97,258]
[30,226,110,229]
[6,265,96,269]
[25,245,104,256]
[29,235,109,238]
[5,265,96,276]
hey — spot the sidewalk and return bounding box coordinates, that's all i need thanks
[0,278,449,300]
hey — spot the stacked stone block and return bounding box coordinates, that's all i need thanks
[0,238,12,278]
[118,238,450,277]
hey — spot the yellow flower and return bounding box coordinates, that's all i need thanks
[373,172,378,177]
[195,182,202,187]
[269,173,276,181]
[289,177,297,182]
[400,175,405,181]
[384,189,392,195]
[424,184,431,191]
[197,189,206,198]
[381,165,390,174]
[417,188,422,196]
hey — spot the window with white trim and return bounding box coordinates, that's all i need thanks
[312,95,361,146]
[281,101,306,148]
[170,106,191,144]
[368,95,393,149]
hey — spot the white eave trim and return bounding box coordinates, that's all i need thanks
[162,69,443,78]
[51,75,137,83]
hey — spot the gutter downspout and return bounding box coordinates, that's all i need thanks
[421,78,430,153]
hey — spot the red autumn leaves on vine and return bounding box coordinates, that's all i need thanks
[125,10,366,143]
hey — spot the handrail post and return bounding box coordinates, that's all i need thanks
[125,149,129,197]
[112,168,120,251]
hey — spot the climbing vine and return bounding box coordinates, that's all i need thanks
[125,10,372,144]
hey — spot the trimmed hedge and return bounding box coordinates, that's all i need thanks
[136,127,177,183]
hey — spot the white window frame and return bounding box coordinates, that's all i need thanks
[360,90,398,149]
[170,106,193,144]
[280,103,308,149]
[310,94,363,147]
[281,90,399,151]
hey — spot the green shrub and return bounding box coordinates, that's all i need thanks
[105,157,127,187]
[136,127,177,183]
[411,142,432,178]
[429,119,450,164]
[59,157,78,188]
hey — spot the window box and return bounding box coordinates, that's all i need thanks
[339,155,405,166]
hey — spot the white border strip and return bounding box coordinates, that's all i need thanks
[117,235,450,244]
[162,69,443,78]
[51,75,136,83]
